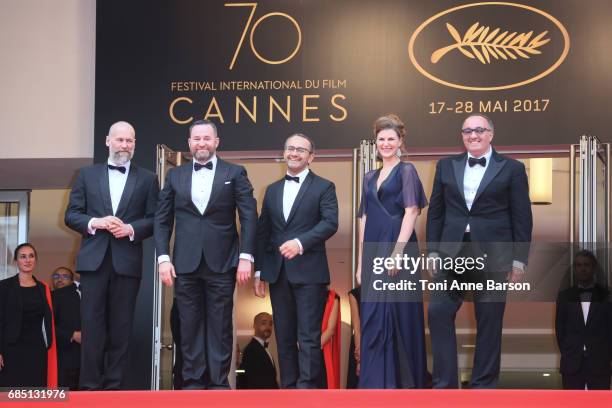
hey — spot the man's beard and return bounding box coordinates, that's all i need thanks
[193,149,213,162]
[111,150,133,165]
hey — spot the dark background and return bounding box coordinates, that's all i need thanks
[95,0,612,388]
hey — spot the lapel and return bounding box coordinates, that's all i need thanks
[179,162,200,215]
[285,171,314,226]
[98,164,114,215]
[452,154,467,207]
[115,164,138,218]
[204,157,229,216]
[9,275,23,317]
[275,179,287,226]
[254,338,275,368]
[472,149,507,206]
[584,286,607,326]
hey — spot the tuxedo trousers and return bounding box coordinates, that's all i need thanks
[79,247,141,390]
[174,258,235,390]
[562,351,612,390]
[428,233,506,389]
[269,265,326,389]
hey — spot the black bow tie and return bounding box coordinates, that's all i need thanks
[468,157,487,167]
[194,161,213,171]
[108,164,126,174]
[285,175,300,183]
[578,287,594,294]
[263,341,269,349]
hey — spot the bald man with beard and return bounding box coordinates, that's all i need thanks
[65,121,159,390]
[237,312,278,389]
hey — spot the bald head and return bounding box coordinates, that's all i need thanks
[253,312,273,340]
[109,121,136,137]
[106,121,136,165]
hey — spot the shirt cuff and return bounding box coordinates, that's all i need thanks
[254,271,261,279]
[127,224,135,242]
[294,238,303,255]
[87,218,98,235]
[158,255,171,265]
[512,260,525,271]
[240,253,254,263]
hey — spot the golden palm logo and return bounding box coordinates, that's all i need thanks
[431,22,550,64]
[408,2,570,91]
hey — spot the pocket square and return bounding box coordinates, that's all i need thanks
[224,181,231,184]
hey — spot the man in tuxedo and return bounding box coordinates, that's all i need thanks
[556,250,612,389]
[51,267,81,390]
[237,312,278,389]
[65,121,159,390]
[426,114,532,388]
[155,119,257,390]
[254,133,338,388]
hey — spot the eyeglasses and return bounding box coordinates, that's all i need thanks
[461,127,491,136]
[52,274,72,280]
[285,146,311,154]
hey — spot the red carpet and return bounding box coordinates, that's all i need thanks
[3,389,611,408]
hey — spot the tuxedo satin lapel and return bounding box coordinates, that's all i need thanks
[276,180,287,226]
[115,165,138,218]
[98,164,114,215]
[452,154,467,206]
[286,172,314,225]
[473,151,507,205]
[204,159,229,215]
[181,163,199,215]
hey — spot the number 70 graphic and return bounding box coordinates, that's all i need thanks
[225,3,302,70]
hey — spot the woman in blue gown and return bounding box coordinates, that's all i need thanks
[357,114,428,388]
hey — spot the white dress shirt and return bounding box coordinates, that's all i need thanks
[283,168,309,221]
[191,155,217,214]
[463,147,492,231]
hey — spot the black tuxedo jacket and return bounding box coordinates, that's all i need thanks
[426,149,532,270]
[237,338,278,389]
[155,158,257,274]
[64,163,159,277]
[555,285,612,375]
[0,275,53,355]
[51,284,81,370]
[256,171,338,284]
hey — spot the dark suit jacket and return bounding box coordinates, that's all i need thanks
[0,275,53,355]
[555,285,612,375]
[426,149,532,271]
[64,163,159,277]
[51,284,81,370]
[256,171,338,284]
[237,338,278,389]
[155,158,257,274]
